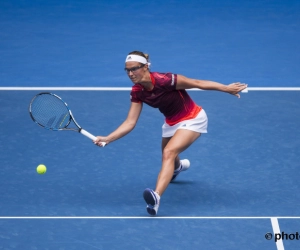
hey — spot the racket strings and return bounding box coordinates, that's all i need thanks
[30,94,70,130]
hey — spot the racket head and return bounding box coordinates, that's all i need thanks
[29,92,72,130]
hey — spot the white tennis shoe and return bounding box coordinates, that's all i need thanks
[171,159,190,182]
[143,188,160,216]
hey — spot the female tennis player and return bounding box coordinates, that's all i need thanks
[94,51,247,216]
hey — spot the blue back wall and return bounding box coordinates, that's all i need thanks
[0,0,299,87]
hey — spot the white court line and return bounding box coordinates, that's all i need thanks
[0,216,299,219]
[0,216,292,250]
[0,87,132,91]
[271,217,285,250]
[0,87,300,91]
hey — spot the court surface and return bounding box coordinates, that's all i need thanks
[1,0,300,249]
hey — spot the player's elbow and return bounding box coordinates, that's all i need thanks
[194,80,209,90]
[125,119,137,131]
[129,123,136,131]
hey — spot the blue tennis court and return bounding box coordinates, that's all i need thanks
[1,0,299,249]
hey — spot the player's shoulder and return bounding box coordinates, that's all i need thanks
[151,72,175,79]
[151,72,176,85]
[131,84,143,92]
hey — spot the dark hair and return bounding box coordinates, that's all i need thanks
[128,51,150,63]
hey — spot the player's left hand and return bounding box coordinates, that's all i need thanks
[226,82,248,98]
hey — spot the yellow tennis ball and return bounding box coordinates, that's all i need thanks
[37,164,47,174]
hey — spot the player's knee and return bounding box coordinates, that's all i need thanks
[162,147,177,161]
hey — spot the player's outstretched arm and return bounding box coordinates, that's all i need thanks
[176,75,247,98]
[94,102,143,146]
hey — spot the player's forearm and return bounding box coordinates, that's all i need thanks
[195,80,228,92]
[107,120,135,142]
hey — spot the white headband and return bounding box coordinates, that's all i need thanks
[125,55,151,66]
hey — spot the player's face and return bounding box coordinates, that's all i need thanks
[125,61,147,84]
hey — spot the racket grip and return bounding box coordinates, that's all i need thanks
[80,129,106,147]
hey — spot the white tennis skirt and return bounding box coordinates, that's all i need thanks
[162,109,208,138]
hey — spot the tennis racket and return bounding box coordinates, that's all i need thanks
[29,92,106,146]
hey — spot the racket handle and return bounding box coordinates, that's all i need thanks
[80,129,106,147]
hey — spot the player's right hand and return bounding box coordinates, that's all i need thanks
[94,136,109,147]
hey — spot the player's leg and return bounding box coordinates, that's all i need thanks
[143,109,207,215]
[161,136,189,182]
[143,130,200,215]
[161,137,181,171]
[155,129,201,196]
